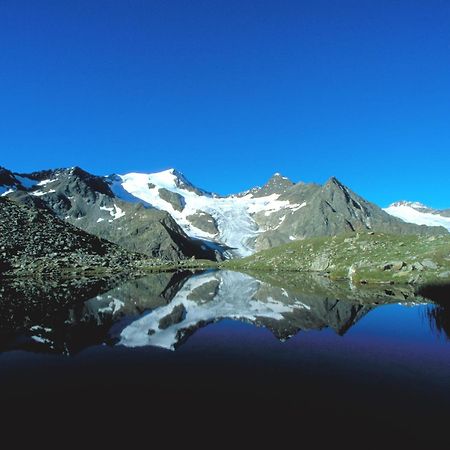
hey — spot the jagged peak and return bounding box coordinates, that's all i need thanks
[262,172,293,188]
[324,176,342,186]
[265,172,294,185]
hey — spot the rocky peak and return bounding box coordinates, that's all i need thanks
[251,173,294,198]
[267,172,294,187]
[59,166,114,197]
[170,169,212,197]
[323,176,345,190]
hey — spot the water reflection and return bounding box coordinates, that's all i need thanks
[1,269,447,354]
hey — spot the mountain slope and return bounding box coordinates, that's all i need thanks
[224,232,450,285]
[253,177,444,251]
[384,201,450,231]
[112,169,446,256]
[3,165,446,260]
[2,167,222,261]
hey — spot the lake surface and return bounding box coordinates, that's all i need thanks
[0,269,449,445]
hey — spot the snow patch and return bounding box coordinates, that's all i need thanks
[100,204,126,220]
[98,298,125,314]
[0,188,14,197]
[115,171,303,257]
[31,189,56,196]
[37,178,58,186]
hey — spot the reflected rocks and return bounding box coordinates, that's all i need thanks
[0,269,443,354]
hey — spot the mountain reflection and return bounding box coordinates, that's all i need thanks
[1,269,443,354]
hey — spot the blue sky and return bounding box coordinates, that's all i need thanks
[0,0,449,207]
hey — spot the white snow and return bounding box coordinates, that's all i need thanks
[97,218,105,223]
[31,335,53,345]
[30,325,52,332]
[384,202,450,231]
[289,201,307,212]
[97,297,125,314]
[31,189,56,196]
[0,188,14,197]
[100,204,126,220]
[113,169,304,257]
[117,270,308,350]
[37,178,58,186]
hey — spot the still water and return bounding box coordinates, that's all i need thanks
[0,269,448,444]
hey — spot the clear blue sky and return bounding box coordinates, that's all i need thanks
[0,0,449,207]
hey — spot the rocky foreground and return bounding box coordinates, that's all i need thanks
[0,196,156,277]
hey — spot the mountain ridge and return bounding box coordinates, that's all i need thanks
[1,165,447,261]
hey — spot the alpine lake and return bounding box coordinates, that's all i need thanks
[0,269,448,445]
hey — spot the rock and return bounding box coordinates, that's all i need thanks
[421,259,438,270]
[186,210,219,235]
[158,188,185,212]
[382,261,405,271]
[310,254,330,271]
[158,304,187,329]
[393,261,406,271]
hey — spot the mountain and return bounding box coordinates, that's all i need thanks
[110,169,446,257]
[2,165,446,260]
[0,196,144,277]
[384,201,450,231]
[0,166,222,261]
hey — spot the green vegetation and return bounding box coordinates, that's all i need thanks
[222,232,450,285]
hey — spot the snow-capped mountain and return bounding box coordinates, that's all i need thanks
[109,169,306,257]
[0,166,221,261]
[384,201,450,231]
[110,169,445,256]
[1,164,446,261]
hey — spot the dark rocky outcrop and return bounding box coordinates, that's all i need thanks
[186,210,219,235]
[0,196,145,276]
[158,188,186,212]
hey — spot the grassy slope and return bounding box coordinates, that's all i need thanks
[222,232,450,285]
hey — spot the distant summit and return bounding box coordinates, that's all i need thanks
[384,201,450,231]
